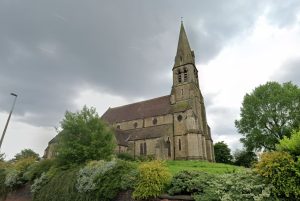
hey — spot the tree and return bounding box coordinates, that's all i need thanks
[14,149,39,161]
[0,153,4,162]
[235,81,300,151]
[214,141,233,164]
[233,149,257,167]
[56,106,116,166]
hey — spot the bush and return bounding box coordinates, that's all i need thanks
[116,152,135,161]
[23,159,56,182]
[133,160,171,200]
[0,169,9,200]
[33,160,137,201]
[194,172,273,201]
[168,170,216,195]
[254,151,300,199]
[277,130,300,157]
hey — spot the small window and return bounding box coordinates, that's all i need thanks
[140,143,143,155]
[179,139,182,151]
[134,122,138,128]
[152,118,157,125]
[144,142,147,155]
[116,125,120,129]
[177,115,183,122]
[177,69,182,83]
[184,68,188,82]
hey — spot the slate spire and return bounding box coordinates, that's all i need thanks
[174,22,195,67]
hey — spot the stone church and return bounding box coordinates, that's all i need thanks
[44,23,215,162]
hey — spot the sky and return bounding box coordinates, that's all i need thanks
[0,0,300,159]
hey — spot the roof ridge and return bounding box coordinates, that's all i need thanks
[109,94,170,110]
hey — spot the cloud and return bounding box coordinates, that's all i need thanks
[272,57,300,86]
[0,0,299,129]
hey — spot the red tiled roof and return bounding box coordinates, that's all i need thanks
[101,95,172,123]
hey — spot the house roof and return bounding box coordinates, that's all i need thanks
[120,124,172,141]
[101,95,172,123]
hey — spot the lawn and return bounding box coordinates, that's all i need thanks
[166,160,246,175]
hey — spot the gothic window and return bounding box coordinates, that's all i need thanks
[134,122,138,128]
[144,142,147,155]
[179,139,182,151]
[177,115,183,122]
[153,118,157,125]
[177,69,182,83]
[167,139,171,157]
[140,143,143,155]
[181,89,184,96]
[184,68,188,82]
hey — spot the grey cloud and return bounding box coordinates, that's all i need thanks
[0,0,299,127]
[272,57,300,85]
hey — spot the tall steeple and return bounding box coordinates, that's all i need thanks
[174,22,195,68]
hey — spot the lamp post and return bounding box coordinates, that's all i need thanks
[0,93,18,150]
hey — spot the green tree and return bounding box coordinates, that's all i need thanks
[214,141,233,164]
[235,81,300,151]
[233,149,257,167]
[14,149,39,161]
[56,106,116,166]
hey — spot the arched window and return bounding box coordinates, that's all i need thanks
[144,142,147,155]
[177,115,183,122]
[167,138,171,157]
[184,68,188,82]
[179,139,182,151]
[177,69,182,83]
[134,122,138,128]
[140,143,143,155]
[152,118,157,125]
[116,125,120,129]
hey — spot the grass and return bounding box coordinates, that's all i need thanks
[166,160,246,175]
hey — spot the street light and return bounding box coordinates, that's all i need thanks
[0,93,18,150]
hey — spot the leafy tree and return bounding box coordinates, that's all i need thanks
[276,130,300,157]
[233,149,257,167]
[235,81,300,151]
[214,141,233,164]
[56,106,116,166]
[14,149,39,161]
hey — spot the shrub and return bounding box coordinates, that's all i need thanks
[116,152,135,161]
[93,160,137,200]
[254,151,300,199]
[0,168,9,200]
[133,160,171,200]
[168,170,216,195]
[31,173,49,194]
[23,159,56,182]
[277,130,300,157]
[4,168,22,188]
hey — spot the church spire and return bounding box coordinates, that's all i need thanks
[174,22,195,67]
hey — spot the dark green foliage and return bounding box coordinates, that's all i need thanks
[33,168,89,201]
[23,159,56,182]
[93,160,137,201]
[14,149,40,161]
[0,169,8,200]
[33,160,137,201]
[233,149,258,167]
[56,106,116,166]
[214,141,233,164]
[254,151,300,199]
[168,170,216,195]
[235,81,300,151]
[116,152,135,161]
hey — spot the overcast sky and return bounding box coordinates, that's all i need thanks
[1,0,300,159]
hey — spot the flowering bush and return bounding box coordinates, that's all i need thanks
[4,168,22,188]
[31,173,48,194]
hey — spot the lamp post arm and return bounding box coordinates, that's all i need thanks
[0,94,18,150]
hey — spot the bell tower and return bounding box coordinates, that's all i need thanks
[171,22,215,162]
